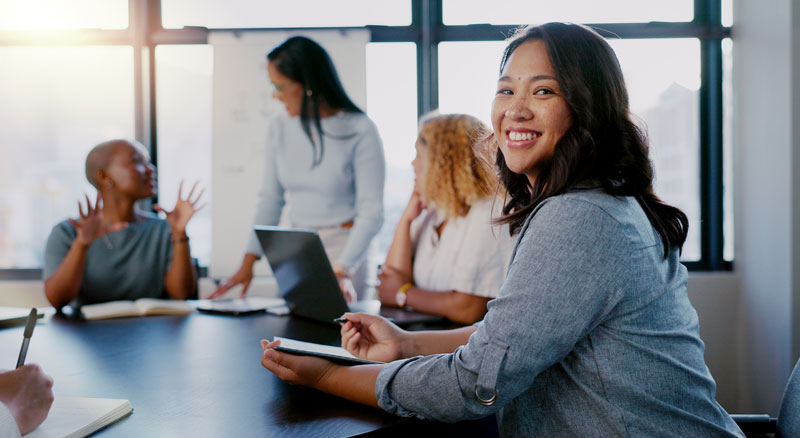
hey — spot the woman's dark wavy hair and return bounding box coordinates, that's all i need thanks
[494,22,688,257]
[268,36,362,166]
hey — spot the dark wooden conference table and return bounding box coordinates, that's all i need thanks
[0,310,497,437]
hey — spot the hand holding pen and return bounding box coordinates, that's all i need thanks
[336,313,407,363]
[0,308,54,435]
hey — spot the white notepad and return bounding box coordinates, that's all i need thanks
[25,397,132,438]
[273,337,383,365]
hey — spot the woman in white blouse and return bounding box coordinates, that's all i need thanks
[376,113,516,324]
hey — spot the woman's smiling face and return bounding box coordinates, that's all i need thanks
[491,39,573,185]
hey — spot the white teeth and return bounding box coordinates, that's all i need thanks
[508,131,539,141]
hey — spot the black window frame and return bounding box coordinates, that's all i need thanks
[0,0,731,279]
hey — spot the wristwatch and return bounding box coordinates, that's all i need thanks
[396,283,412,308]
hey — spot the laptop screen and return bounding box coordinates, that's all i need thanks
[254,226,349,323]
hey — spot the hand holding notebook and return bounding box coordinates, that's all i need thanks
[269,337,383,366]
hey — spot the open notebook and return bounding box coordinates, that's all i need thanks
[80,298,194,320]
[25,397,132,438]
[273,337,384,365]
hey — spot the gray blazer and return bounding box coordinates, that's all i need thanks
[375,189,743,437]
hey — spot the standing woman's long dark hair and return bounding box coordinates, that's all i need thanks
[267,36,363,166]
[494,22,688,257]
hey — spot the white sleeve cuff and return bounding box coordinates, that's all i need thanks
[0,402,22,438]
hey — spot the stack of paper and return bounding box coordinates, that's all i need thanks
[25,397,132,438]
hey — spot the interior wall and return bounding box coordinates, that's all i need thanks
[733,0,799,414]
[791,0,800,375]
[687,272,740,410]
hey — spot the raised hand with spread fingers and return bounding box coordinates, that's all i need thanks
[158,180,205,301]
[153,180,206,240]
[44,191,129,308]
[68,192,128,247]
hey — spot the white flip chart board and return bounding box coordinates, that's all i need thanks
[209,29,369,278]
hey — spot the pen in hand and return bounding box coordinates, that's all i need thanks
[332,317,348,324]
[16,308,37,369]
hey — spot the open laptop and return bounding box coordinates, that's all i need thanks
[254,225,445,327]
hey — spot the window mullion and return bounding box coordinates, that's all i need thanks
[414,0,441,117]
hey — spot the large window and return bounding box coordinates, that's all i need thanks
[0,0,731,276]
[0,46,134,269]
[610,38,702,260]
[155,45,214,267]
[722,37,733,261]
[437,41,506,126]
[365,42,418,258]
[0,0,128,30]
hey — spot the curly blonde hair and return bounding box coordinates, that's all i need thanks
[418,114,498,220]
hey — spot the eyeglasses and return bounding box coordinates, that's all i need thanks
[272,82,298,93]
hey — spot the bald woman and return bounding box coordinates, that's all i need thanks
[43,139,203,309]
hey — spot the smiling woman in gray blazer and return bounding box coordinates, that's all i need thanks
[258,23,744,438]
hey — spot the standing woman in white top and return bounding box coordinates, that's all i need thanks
[211,36,385,300]
[377,114,516,324]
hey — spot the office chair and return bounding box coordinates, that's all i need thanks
[731,357,799,437]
